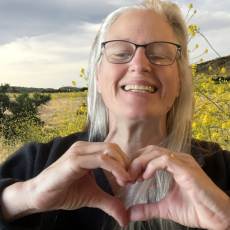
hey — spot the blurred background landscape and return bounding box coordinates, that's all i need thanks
[0,0,230,163]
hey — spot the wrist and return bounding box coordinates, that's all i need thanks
[1,181,39,222]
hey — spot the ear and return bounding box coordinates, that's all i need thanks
[96,68,101,93]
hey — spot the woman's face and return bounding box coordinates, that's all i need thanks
[96,10,181,121]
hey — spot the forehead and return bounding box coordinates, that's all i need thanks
[106,10,176,44]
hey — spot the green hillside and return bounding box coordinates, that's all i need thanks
[195,55,230,77]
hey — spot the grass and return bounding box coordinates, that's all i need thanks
[38,93,86,129]
[0,92,87,164]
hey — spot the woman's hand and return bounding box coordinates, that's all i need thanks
[24,141,130,227]
[127,145,230,230]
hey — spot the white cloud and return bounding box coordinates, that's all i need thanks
[0,0,229,89]
[0,22,100,89]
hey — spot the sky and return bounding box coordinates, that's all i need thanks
[0,0,229,89]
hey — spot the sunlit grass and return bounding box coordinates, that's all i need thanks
[0,91,87,164]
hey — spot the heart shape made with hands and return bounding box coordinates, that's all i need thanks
[104,146,230,230]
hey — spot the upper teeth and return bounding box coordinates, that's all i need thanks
[124,85,155,93]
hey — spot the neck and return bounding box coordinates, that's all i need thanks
[103,114,167,196]
[104,115,167,159]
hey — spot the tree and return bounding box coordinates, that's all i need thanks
[0,84,10,119]
[0,84,51,140]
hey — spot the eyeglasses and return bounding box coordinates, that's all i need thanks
[101,40,181,66]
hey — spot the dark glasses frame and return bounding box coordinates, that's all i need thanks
[101,40,181,66]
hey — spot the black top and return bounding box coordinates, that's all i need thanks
[0,131,230,230]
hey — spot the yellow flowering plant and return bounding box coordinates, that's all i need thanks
[186,3,229,149]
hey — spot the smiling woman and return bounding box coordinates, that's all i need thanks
[0,0,230,230]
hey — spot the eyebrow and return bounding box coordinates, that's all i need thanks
[114,38,131,41]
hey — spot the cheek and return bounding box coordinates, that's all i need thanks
[98,63,127,92]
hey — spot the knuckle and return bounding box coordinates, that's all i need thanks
[103,143,117,156]
[71,141,84,149]
[147,145,155,151]
[97,153,108,162]
[149,161,156,169]
[107,142,118,150]
[161,154,171,163]
[66,154,78,166]
[104,142,113,150]
[74,141,85,146]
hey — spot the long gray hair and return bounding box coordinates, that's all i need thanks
[83,0,193,229]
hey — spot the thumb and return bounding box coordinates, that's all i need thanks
[127,197,169,222]
[88,189,128,227]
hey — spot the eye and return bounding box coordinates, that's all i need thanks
[148,54,173,62]
[112,52,132,59]
[148,55,166,60]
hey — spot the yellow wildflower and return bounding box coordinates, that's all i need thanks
[209,66,212,71]
[200,105,206,111]
[204,49,208,54]
[81,68,85,73]
[221,67,226,73]
[79,74,83,77]
[209,107,216,113]
[81,106,87,113]
[211,133,220,139]
[188,50,190,53]
[221,94,227,100]
[195,44,198,49]
[203,114,212,124]
[193,10,197,14]
[52,95,56,99]
[192,122,200,130]
[191,63,197,68]
[69,97,73,101]
[196,133,204,140]
[189,4,193,8]
[72,81,76,86]
[200,58,203,62]
[217,86,224,94]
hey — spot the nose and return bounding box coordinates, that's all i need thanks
[128,47,152,73]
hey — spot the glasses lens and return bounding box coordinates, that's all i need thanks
[146,43,178,65]
[104,41,134,64]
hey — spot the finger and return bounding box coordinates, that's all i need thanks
[142,156,172,180]
[132,145,194,164]
[142,155,201,192]
[129,149,195,181]
[127,197,169,222]
[128,162,143,181]
[70,142,131,171]
[115,146,131,171]
[116,178,129,187]
[128,148,165,180]
[69,153,130,181]
[89,188,129,227]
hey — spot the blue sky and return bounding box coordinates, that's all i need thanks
[0,0,229,89]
